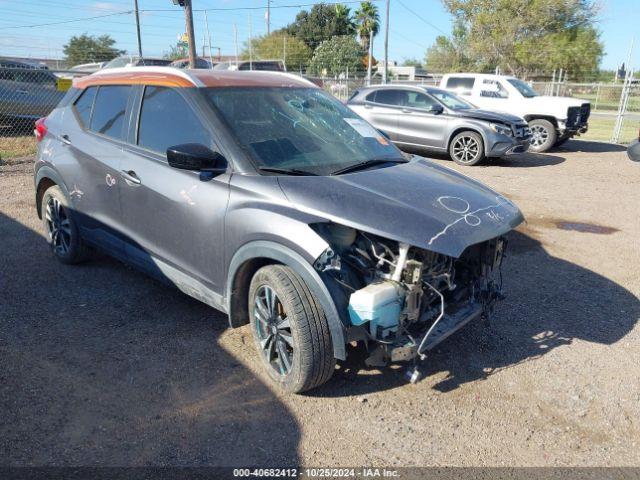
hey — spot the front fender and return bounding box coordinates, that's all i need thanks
[447,120,490,151]
[226,240,347,361]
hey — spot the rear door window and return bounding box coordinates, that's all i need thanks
[90,85,131,139]
[73,87,97,128]
[445,76,475,95]
[373,89,408,106]
[137,86,211,155]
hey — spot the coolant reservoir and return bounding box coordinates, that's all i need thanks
[348,282,403,339]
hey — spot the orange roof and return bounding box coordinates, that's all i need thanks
[73,68,195,89]
[191,70,315,88]
[73,67,317,90]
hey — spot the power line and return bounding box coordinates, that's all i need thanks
[1,1,378,30]
[2,10,133,29]
[396,0,447,35]
[141,0,378,13]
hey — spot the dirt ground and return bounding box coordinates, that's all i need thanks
[1,140,639,467]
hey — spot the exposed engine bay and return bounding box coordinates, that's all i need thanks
[312,223,507,368]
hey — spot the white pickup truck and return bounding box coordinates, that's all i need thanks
[440,73,590,152]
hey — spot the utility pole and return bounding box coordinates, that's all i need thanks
[383,0,390,84]
[234,22,239,67]
[248,13,253,70]
[184,0,197,68]
[367,30,373,85]
[204,9,214,68]
[283,35,287,70]
[266,0,271,35]
[133,0,143,59]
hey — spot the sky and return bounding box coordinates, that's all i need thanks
[0,0,637,72]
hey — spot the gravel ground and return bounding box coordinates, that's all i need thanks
[1,140,639,467]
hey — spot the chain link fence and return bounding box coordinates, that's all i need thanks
[531,79,640,144]
[0,66,93,134]
[2,62,638,145]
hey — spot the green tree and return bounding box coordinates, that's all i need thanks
[309,35,365,76]
[63,34,125,65]
[334,4,355,34]
[424,19,478,73]
[402,58,422,68]
[164,42,188,61]
[354,1,379,52]
[243,33,312,72]
[283,3,355,50]
[438,0,603,78]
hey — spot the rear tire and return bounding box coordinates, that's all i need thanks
[249,265,336,393]
[449,131,485,166]
[41,185,90,264]
[528,119,557,152]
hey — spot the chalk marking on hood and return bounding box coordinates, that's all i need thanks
[428,195,508,246]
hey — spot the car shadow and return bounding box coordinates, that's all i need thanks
[0,212,300,466]
[400,146,565,168]
[555,139,627,153]
[308,228,640,397]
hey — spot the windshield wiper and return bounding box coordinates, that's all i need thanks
[258,166,319,176]
[330,158,408,175]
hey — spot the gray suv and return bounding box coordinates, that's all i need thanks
[0,59,64,131]
[34,67,524,392]
[348,85,530,166]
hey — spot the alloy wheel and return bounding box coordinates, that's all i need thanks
[452,136,480,164]
[530,124,549,147]
[253,285,294,376]
[45,196,71,256]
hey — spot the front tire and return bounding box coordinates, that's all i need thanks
[249,265,336,393]
[528,119,557,152]
[449,131,485,166]
[41,185,89,264]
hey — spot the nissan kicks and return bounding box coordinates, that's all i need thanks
[34,67,524,392]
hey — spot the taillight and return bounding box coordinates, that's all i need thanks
[34,117,47,142]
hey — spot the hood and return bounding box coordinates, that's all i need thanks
[452,108,524,124]
[277,157,524,258]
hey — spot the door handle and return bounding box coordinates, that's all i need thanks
[364,103,373,109]
[120,169,141,186]
[60,134,71,145]
[401,108,412,113]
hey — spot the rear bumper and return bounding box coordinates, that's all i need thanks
[561,122,589,136]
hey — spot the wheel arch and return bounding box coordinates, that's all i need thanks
[226,240,347,360]
[34,166,68,219]
[447,126,487,152]
[524,115,558,129]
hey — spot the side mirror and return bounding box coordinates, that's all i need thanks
[166,143,227,174]
[429,104,444,114]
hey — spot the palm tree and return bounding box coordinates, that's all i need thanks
[354,1,380,52]
[334,4,355,35]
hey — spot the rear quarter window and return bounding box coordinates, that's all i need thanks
[90,85,131,140]
[445,76,475,95]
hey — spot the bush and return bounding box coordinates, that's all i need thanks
[309,36,365,77]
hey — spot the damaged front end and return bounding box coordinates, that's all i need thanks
[312,223,507,369]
